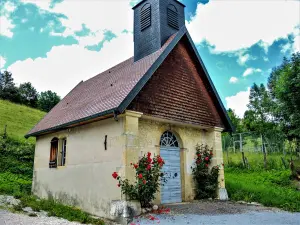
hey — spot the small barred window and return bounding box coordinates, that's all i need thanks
[141,3,151,31]
[167,4,179,30]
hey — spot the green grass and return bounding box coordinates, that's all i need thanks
[224,152,300,212]
[0,100,45,143]
[225,168,300,212]
[224,152,294,170]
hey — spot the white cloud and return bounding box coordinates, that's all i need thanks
[20,0,51,10]
[225,88,250,118]
[8,32,133,97]
[0,56,6,69]
[243,68,262,77]
[229,77,238,84]
[187,0,300,51]
[294,35,300,53]
[51,0,133,36]
[237,53,250,66]
[0,1,17,38]
[0,16,14,37]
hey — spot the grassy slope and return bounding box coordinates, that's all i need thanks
[224,152,300,212]
[0,100,45,142]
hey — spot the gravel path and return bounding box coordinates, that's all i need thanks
[1,201,300,225]
[0,209,83,225]
[132,201,300,225]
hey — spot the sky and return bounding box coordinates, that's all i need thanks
[0,0,299,118]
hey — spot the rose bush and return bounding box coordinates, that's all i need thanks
[191,144,221,199]
[112,152,166,208]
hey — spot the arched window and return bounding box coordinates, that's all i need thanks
[167,4,179,30]
[49,137,58,168]
[160,131,179,147]
[141,3,151,31]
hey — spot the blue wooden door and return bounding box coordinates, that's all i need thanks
[160,131,182,204]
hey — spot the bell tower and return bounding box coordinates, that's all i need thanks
[133,0,185,62]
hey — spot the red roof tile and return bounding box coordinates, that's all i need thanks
[26,33,177,137]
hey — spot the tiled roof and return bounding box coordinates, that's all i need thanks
[26,33,178,137]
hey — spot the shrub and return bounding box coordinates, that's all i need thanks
[191,144,220,199]
[0,136,34,179]
[112,152,166,208]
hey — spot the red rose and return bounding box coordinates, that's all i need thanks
[138,173,143,179]
[205,164,209,167]
[147,152,151,158]
[146,164,151,170]
[117,183,120,187]
[147,157,152,163]
[210,151,213,156]
[112,172,118,179]
[205,157,209,161]
[157,157,163,164]
[196,160,200,164]
[134,164,138,169]
[143,179,146,184]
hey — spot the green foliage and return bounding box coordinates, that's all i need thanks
[225,152,289,171]
[19,82,38,108]
[191,144,220,199]
[0,172,32,197]
[0,71,20,103]
[268,53,300,140]
[0,70,60,112]
[0,136,34,178]
[227,108,243,133]
[0,100,45,142]
[226,169,300,212]
[112,152,166,208]
[38,90,61,112]
[244,83,277,137]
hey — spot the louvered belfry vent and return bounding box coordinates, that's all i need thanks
[167,4,179,30]
[141,4,151,31]
[133,0,185,62]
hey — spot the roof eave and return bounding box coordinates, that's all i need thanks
[25,108,116,138]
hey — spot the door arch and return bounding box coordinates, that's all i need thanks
[160,131,182,203]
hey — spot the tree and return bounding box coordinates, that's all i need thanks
[268,52,300,141]
[19,82,38,108]
[0,71,20,103]
[243,83,275,136]
[38,91,61,112]
[227,108,243,133]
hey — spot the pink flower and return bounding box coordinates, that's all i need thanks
[138,173,143,179]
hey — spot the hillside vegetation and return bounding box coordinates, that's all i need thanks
[0,100,104,224]
[0,100,45,142]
